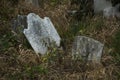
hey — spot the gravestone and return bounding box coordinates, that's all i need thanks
[72,36,104,63]
[23,13,61,55]
[94,0,112,13]
[25,0,40,7]
[12,15,27,33]
[103,4,120,18]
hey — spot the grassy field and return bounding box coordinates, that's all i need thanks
[0,0,120,80]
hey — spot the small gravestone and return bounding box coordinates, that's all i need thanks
[94,0,112,13]
[25,0,40,7]
[72,36,104,63]
[23,13,61,55]
[12,15,27,45]
[103,4,120,18]
[12,15,27,33]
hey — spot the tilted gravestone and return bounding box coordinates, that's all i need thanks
[12,13,61,55]
[23,13,61,55]
[72,36,104,63]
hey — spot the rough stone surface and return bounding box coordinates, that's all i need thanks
[94,0,112,13]
[23,13,61,55]
[72,36,104,63]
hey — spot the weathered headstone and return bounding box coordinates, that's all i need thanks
[94,0,112,13]
[103,4,120,18]
[25,0,40,7]
[12,15,27,33]
[23,13,61,55]
[72,36,104,63]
